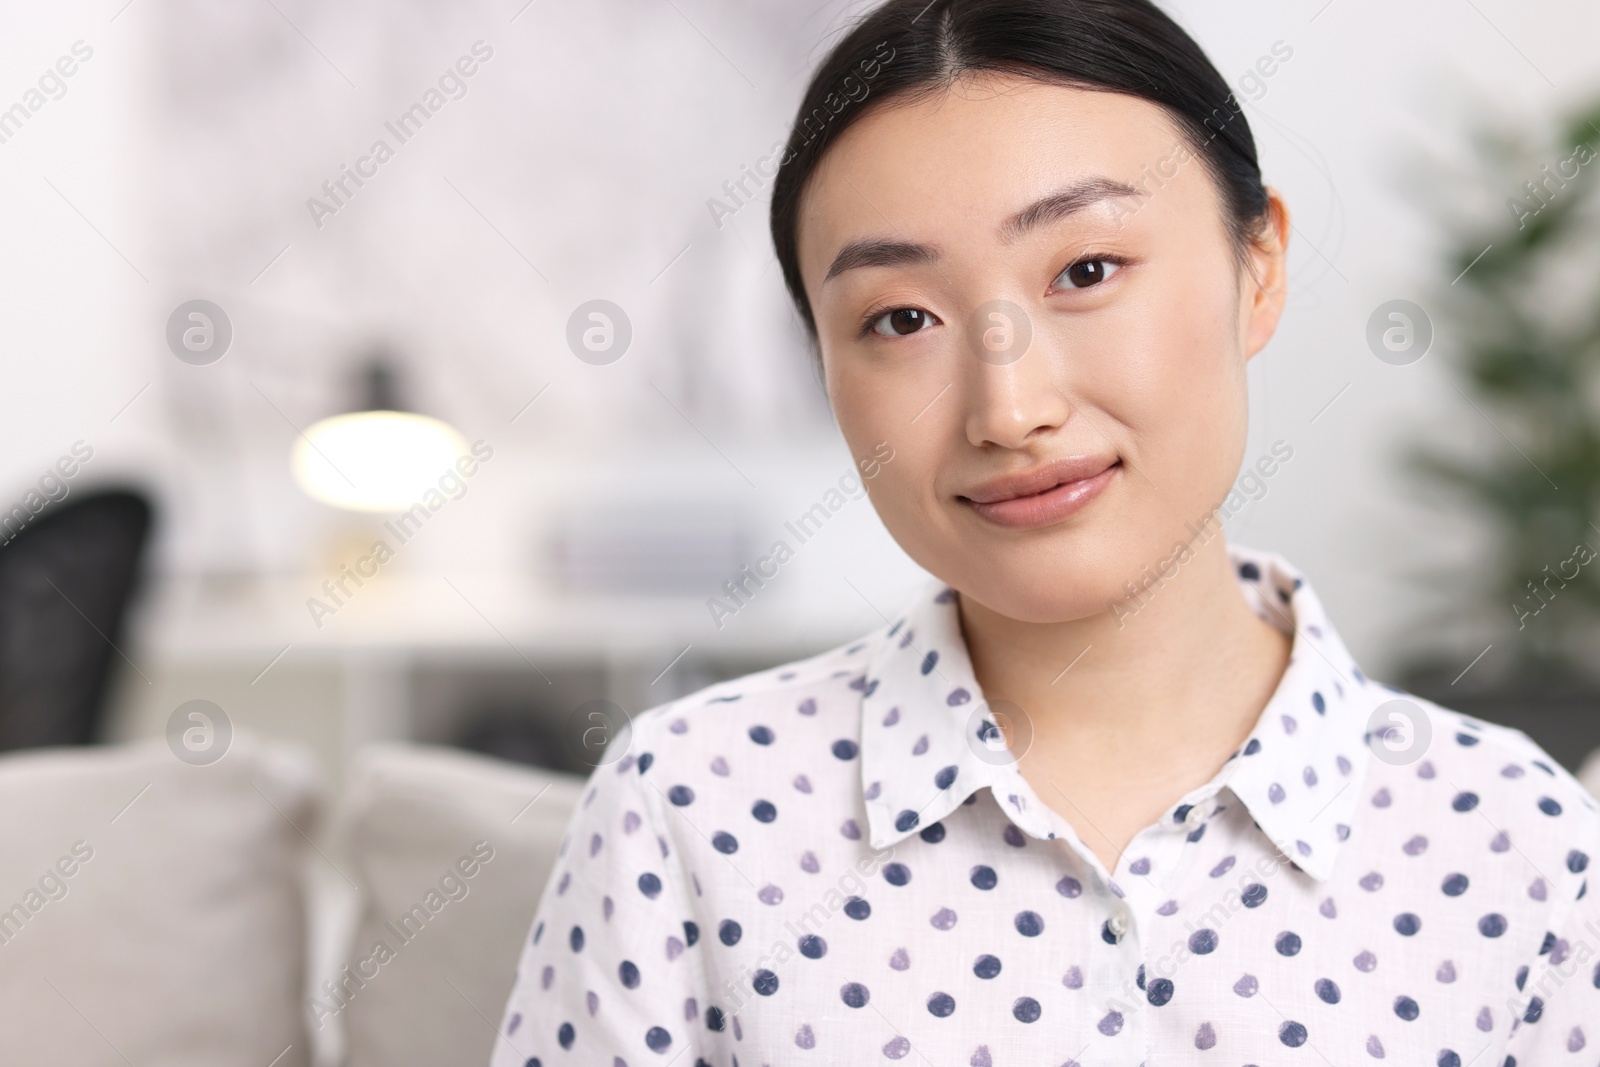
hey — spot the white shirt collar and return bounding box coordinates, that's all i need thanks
[858,541,1381,881]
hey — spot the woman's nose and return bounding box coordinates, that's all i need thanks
[961,301,1074,449]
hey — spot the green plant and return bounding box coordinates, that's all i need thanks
[1399,94,1600,689]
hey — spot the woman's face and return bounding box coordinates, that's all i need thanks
[796,74,1288,623]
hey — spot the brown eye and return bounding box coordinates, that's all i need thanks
[869,307,935,337]
[1056,258,1123,290]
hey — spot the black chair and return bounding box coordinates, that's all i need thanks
[0,488,153,750]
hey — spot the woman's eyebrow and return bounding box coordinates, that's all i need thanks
[998,176,1144,243]
[823,176,1144,284]
[824,238,940,284]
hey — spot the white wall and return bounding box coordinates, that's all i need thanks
[0,4,154,525]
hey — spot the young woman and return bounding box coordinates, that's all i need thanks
[493,1,1600,1063]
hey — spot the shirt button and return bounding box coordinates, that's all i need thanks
[1184,804,1204,827]
[1104,912,1129,943]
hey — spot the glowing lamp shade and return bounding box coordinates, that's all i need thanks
[291,410,469,512]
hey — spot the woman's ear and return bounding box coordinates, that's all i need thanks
[1241,187,1291,361]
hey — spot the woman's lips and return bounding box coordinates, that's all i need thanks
[961,460,1121,529]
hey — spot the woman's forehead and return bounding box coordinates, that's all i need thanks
[796,79,1200,273]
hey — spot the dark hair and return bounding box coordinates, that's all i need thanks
[768,0,1273,340]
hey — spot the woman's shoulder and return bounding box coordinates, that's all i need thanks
[618,625,887,771]
[1360,682,1600,878]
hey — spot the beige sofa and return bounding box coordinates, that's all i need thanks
[0,734,582,1067]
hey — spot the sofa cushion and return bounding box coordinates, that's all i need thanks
[335,744,583,1067]
[0,733,320,1067]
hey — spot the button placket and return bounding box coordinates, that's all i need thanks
[1090,881,1147,1060]
[1098,868,1142,953]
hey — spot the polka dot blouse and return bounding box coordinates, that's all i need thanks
[490,542,1600,1066]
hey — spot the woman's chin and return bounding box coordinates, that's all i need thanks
[946,569,1126,627]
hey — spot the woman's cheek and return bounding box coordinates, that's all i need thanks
[864,438,934,550]
[834,367,923,458]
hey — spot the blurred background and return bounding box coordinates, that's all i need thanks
[2,0,1599,1064]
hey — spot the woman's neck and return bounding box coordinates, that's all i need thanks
[959,537,1293,874]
